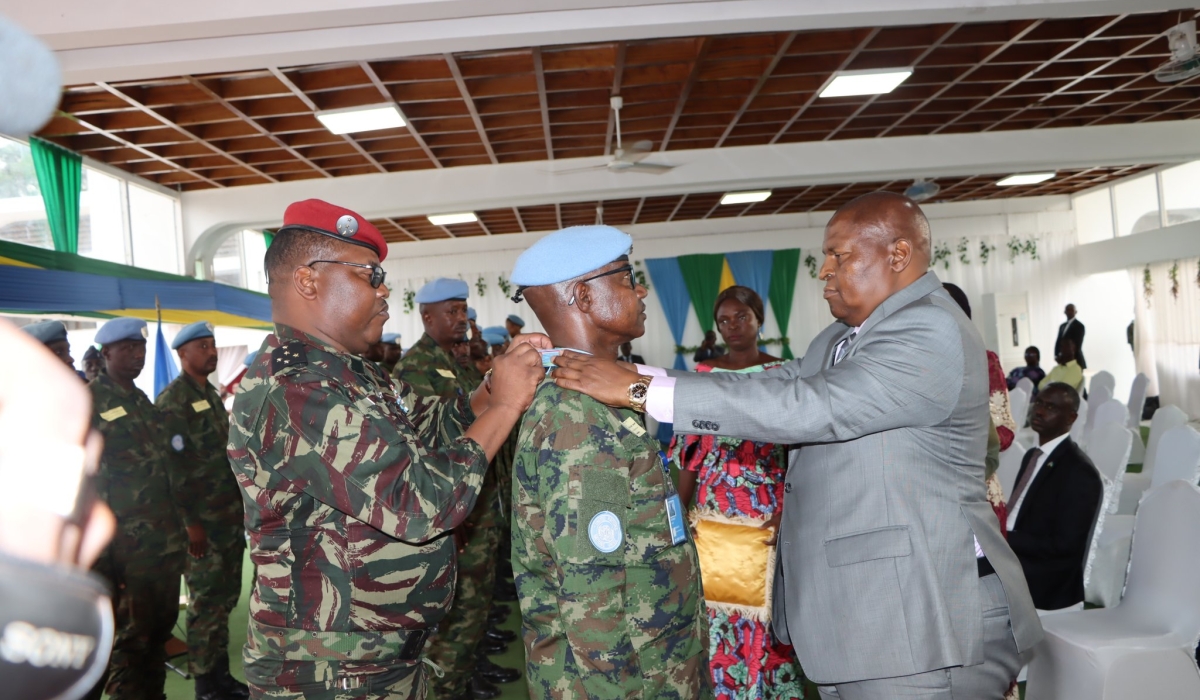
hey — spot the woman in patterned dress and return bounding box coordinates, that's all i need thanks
[670,285,805,700]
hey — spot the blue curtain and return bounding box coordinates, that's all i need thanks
[645,257,691,444]
[154,322,179,398]
[725,250,775,351]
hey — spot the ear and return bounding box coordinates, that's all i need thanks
[572,280,595,313]
[891,238,913,272]
[293,264,318,301]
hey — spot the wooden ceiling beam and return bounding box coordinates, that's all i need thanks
[443,54,498,164]
[533,48,555,160]
[715,33,796,148]
[605,42,627,157]
[660,39,710,152]
[769,29,879,144]
[632,197,646,225]
[359,61,444,169]
[67,113,223,188]
[94,82,278,183]
[384,217,421,242]
[666,195,688,222]
[266,67,387,174]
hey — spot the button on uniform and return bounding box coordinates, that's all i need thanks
[785,482,793,493]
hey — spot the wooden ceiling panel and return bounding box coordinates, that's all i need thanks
[372,57,455,83]
[541,44,619,72]
[391,81,463,102]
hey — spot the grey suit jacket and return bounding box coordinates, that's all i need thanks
[671,271,1041,685]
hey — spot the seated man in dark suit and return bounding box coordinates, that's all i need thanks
[1006,382,1104,610]
[617,341,645,365]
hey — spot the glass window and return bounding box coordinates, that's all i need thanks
[212,233,243,288]
[1113,173,1160,236]
[1160,160,1200,227]
[1073,188,1114,244]
[0,137,51,249]
[78,168,127,263]
[241,230,269,293]
[128,184,180,274]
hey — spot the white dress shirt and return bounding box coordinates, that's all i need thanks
[1006,432,1069,531]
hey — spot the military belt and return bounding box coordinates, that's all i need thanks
[247,621,432,663]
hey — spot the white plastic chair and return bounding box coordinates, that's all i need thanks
[1088,398,1126,446]
[1089,370,1116,401]
[1125,373,1149,463]
[1009,387,1030,435]
[1016,376,1036,399]
[1084,424,1132,517]
[1083,385,1111,435]
[1120,405,1189,514]
[1069,398,1089,446]
[997,440,1026,499]
[1026,481,1200,700]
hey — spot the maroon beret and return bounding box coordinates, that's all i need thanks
[277,199,388,261]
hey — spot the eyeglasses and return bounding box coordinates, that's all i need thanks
[511,264,635,304]
[307,260,387,288]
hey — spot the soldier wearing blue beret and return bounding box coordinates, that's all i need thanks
[505,314,525,339]
[82,344,104,382]
[379,332,403,373]
[467,307,480,340]
[22,320,75,370]
[89,316,192,700]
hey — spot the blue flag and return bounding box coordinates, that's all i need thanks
[154,321,179,398]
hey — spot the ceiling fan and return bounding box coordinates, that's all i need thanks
[554,96,676,175]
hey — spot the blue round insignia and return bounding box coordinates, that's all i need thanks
[588,511,623,553]
[171,435,185,452]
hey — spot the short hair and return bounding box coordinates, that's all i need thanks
[264,229,337,286]
[941,282,971,319]
[713,285,765,326]
[1041,382,1081,412]
[1025,346,1040,355]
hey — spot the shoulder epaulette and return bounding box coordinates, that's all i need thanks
[271,342,308,374]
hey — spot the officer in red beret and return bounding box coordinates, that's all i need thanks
[227,199,547,699]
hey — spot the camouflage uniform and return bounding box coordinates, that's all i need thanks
[512,380,710,699]
[90,374,189,700]
[157,372,246,676]
[228,325,491,699]
[394,333,500,699]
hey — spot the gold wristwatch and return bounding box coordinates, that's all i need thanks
[628,375,652,412]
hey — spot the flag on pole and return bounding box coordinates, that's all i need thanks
[153,296,178,398]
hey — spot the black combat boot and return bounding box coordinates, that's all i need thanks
[194,672,229,700]
[475,651,521,684]
[213,656,250,698]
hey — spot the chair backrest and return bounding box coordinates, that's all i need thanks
[1091,399,1128,440]
[1120,481,1200,639]
[1069,398,1089,445]
[1084,385,1113,434]
[1149,425,1200,491]
[1016,376,1035,398]
[1126,373,1149,429]
[997,441,1026,499]
[1082,462,1113,591]
[1089,370,1116,399]
[1009,387,1030,432]
[1085,426,1132,514]
[1144,405,1189,474]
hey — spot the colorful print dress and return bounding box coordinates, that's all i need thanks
[668,361,805,700]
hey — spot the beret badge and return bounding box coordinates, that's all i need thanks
[336,214,359,236]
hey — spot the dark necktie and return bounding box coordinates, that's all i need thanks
[833,331,857,365]
[1009,447,1044,506]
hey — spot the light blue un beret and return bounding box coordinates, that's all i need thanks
[415,278,469,304]
[172,320,215,350]
[466,307,477,321]
[243,350,258,367]
[22,320,67,345]
[481,329,507,346]
[95,317,148,346]
[381,332,401,345]
[510,225,632,287]
[506,314,525,328]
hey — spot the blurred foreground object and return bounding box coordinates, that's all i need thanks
[0,14,62,137]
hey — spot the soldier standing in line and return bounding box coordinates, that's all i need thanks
[20,320,76,370]
[89,317,191,700]
[509,226,710,699]
[467,307,480,340]
[83,344,105,382]
[380,333,404,374]
[157,320,249,700]
[504,315,525,340]
[393,279,521,700]
[228,199,544,700]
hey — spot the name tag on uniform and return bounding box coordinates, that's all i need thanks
[621,416,646,437]
[436,368,456,378]
[191,400,211,413]
[665,494,687,546]
[99,406,127,422]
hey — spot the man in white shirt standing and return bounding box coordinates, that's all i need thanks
[1006,382,1103,611]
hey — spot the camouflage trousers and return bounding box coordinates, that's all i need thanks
[427,520,500,698]
[247,662,427,700]
[186,531,245,674]
[106,551,186,700]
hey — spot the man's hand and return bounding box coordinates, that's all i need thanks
[509,332,552,352]
[186,523,209,558]
[551,351,642,408]
[489,342,544,414]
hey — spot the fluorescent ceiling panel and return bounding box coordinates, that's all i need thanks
[819,68,913,98]
[428,212,478,226]
[720,190,772,205]
[315,104,405,134]
[996,172,1056,186]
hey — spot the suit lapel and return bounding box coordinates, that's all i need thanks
[1019,439,1070,517]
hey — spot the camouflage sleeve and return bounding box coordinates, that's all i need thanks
[393,364,438,401]
[521,401,637,697]
[155,388,204,526]
[267,373,489,543]
[404,389,474,451]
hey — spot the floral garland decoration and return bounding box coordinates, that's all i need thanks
[633,260,651,290]
[957,238,971,265]
[1142,265,1153,308]
[1169,261,1180,299]
[978,240,996,265]
[804,253,819,279]
[402,288,416,314]
[497,275,512,297]
[932,242,952,270]
[475,275,487,297]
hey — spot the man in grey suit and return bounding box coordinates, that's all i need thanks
[553,192,1042,699]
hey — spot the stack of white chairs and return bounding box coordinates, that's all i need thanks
[1026,481,1200,700]
[1080,387,1113,448]
[1016,376,1036,400]
[1068,398,1089,446]
[1125,373,1150,463]
[1087,425,1200,609]
[1086,400,1134,515]
[1089,370,1116,402]
[1081,427,1133,607]
[1119,405,1189,514]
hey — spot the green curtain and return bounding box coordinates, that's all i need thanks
[768,248,801,360]
[29,138,82,254]
[677,253,726,333]
[263,230,275,248]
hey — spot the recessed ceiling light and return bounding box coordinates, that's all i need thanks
[428,212,478,226]
[315,104,405,134]
[720,191,772,205]
[996,172,1056,186]
[819,68,914,98]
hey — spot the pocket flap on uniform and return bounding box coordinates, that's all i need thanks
[581,469,630,506]
[824,525,912,567]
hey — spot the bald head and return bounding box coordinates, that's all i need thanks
[819,191,933,326]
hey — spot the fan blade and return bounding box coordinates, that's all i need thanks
[549,164,609,175]
[624,162,674,174]
[622,140,655,163]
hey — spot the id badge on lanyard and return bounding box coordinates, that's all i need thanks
[659,451,688,546]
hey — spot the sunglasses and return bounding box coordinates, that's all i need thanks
[511,264,635,304]
[307,260,387,288]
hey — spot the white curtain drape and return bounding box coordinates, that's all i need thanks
[1132,258,1200,419]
